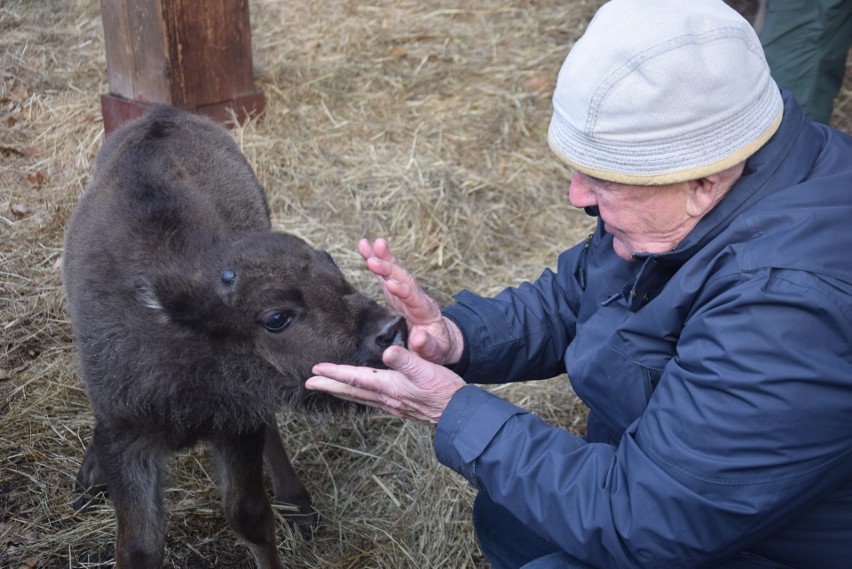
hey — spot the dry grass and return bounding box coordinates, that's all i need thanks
[1,1,849,568]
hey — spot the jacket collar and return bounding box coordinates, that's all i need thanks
[613,89,825,311]
[633,89,824,267]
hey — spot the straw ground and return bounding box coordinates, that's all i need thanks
[1,1,849,568]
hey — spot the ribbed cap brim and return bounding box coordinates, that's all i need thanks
[547,0,784,185]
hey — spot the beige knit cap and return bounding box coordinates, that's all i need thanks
[548,0,783,185]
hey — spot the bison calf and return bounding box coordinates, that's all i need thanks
[62,107,405,569]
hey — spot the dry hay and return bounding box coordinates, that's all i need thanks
[1,1,849,568]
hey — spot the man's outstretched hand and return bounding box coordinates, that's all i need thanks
[307,345,466,426]
[359,238,464,366]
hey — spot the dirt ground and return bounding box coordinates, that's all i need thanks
[1,0,849,568]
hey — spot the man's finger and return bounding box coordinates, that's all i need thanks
[385,278,414,301]
[366,256,395,280]
[306,375,417,419]
[358,238,375,260]
[382,345,432,378]
[306,375,388,406]
[373,238,398,265]
[311,363,398,393]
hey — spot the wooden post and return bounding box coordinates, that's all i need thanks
[99,0,265,134]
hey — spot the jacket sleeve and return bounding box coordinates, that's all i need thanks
[434,268,852,568]
[442,241,587,383]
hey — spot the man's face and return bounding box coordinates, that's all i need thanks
[568,171,698,261]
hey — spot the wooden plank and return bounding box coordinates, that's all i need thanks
[99,0,134,97]
[99,0,265,134]
[100,0,171,102]
[163,0,257,106]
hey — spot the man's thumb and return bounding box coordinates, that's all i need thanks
[383,345,425,376]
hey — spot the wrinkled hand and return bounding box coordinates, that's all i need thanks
[359,238,463,365]
[306,346,466,426]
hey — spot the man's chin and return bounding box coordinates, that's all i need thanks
[612,239,635,262]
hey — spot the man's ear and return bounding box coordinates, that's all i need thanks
[685,161,745,217]
[684,177,719,218]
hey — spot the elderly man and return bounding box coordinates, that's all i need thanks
[307,0,852,567]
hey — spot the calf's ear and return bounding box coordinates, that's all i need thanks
[135,270,227,332]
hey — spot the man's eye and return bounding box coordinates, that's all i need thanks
[262,312,292,333]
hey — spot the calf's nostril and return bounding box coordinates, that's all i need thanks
[375,315,407,350]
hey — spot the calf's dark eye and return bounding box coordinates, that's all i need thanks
[262,312,292,333]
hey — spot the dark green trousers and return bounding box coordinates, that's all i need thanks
[760,0,852,124]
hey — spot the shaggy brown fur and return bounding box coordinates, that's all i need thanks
[61,107,405,569]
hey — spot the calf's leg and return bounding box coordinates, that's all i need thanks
[213,430,284,569]
[263,420,319,535]
[93,424,169,569]
[73,436,108,509]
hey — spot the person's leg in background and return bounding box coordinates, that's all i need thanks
[759,0,852,124]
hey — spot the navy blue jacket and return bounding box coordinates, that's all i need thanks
[436,92,852,569]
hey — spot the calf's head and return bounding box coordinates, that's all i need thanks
[142,231,406,407]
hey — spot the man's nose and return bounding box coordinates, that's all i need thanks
[568,171,597,208]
